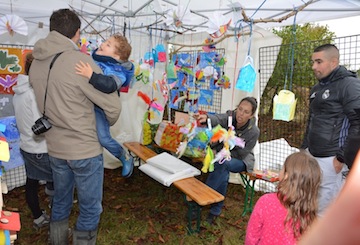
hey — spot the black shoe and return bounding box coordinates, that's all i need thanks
[206,213,218,225]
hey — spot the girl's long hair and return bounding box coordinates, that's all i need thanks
[277,152,321,240]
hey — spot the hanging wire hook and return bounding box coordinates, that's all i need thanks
[284,7,298,91]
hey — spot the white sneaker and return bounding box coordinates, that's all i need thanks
[33,211,50,230]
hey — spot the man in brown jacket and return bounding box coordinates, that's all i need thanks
[30,9,121,245]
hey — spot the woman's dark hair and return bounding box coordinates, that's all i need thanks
[240,97,258,115]
[24,52,34,75]
[50,9,81,39]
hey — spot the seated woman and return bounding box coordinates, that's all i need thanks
[196,97,260,224]
[245,152,321,245]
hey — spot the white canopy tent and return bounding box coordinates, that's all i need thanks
[0,0,359,169]
[0,0,360,38]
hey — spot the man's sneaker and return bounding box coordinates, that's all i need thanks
[120,153,134,178]
[33,211,50,230]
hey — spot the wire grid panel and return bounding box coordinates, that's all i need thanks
[257,34,360,192]
[170,49,225,114]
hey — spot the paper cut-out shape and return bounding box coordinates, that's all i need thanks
[236,56,256,92]
[0,139,9,162]
[0,14,28,36]
[207,12,231,38]
[273,90,297,122]
[199,89,214,106]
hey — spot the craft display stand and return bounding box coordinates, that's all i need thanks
[240,171,279,216]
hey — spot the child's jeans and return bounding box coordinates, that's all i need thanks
[95,106,124,159]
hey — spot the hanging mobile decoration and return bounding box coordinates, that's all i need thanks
[235,19,257,93]
[164,3,192,29]
[0,14,28,36]
[137,91,164,121]
[273,9,298,122]
[206,12,231,38]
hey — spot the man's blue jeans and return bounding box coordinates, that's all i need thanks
[49,154,104,231]
[95,106,124,159]
[206,157,246,216]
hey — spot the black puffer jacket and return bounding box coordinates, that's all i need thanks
[301,66,360,161]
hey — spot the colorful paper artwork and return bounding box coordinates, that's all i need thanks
[170,89,180,109]
[176,71,194,91]
[209,66,221,90]
[199,89,214,106]
[0,94,15,117]
[0,74,17,94]
[0,48,24,75]
[0,116,24,170]
[206,12,231,38]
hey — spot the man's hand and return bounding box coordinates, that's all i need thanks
[333,157,344,174]
[75,61,93,79]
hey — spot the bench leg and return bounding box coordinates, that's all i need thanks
[184,195,202,234]
[240,174,256,216]
[127,149,141,167]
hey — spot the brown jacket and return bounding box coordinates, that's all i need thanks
[30,31,121,160]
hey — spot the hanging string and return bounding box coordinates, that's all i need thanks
[233,19,244,43]
[246,19,253,56]
[179,0,191,25]
[284,9,298,91]
[127,19,131,43]
[123,19,126,37]
[231,39,240,110]
[250,0,268,19]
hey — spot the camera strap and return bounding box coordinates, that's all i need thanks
[42,52,63,117]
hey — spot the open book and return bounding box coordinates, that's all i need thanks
[138,152,201,187]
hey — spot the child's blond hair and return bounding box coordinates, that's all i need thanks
[112,34,132,61]
[277,152,321,240]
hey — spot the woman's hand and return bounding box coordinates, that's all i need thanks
[75,61,93,79]
[193,113,207,124]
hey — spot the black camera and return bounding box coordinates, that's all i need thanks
[32,116,52,135]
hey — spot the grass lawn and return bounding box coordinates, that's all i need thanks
[4,167,264,244]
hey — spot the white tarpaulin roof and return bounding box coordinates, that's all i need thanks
[0,0,360,38]
[0,0,358,169]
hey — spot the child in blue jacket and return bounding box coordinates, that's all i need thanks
[76,34,134,177]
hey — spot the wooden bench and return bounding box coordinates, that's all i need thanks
[123,142,224,233]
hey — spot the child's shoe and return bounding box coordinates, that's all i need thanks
[120,153,134,178]
[33,211,50,230]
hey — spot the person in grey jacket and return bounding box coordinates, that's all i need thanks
[196,97,260,224]
[301,44,360,216]
[13,52,54,230]
[30,9,121,244]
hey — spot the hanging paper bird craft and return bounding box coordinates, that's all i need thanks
[137,91,164,121]
[202,37,216,52]
[164,4,193,29]
[215,75,231,89]
[176,121,213,159]
[0,14,28,36]
[201,124,245,173]
[173,88,200,107]
[176,121,197,158]
[206,12,231,38]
